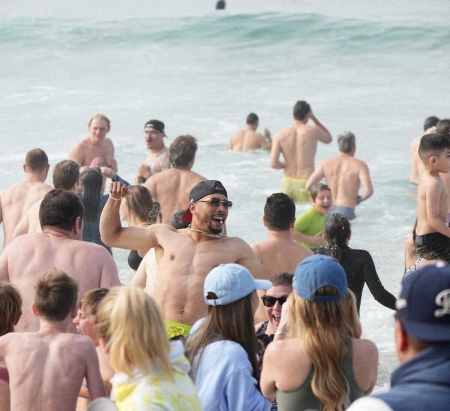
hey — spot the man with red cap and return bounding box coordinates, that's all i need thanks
[100,180,271,338]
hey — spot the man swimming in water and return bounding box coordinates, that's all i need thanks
[270,101,332,203]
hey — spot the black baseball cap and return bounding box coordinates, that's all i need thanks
[182,180,228,223]
[145,120,165,133]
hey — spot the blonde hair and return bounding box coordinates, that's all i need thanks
[88,113,111,129]
[95,286,172,378]
[289,288,358,411]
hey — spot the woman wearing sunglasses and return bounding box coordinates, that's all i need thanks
[256,272,293,349]
[261,255,378,411]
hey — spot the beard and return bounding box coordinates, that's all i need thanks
[197,211,224,235]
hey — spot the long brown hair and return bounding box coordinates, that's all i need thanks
[125,185,161,224]
[185,292,260,384]
[289,288,358,411]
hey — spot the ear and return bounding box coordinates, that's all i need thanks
[73,216,82,235]
[290,218,295,229]
[263,216,268,227]
[23,164,27,174]
[70,306,77,319]
[32,303,40,318]
[323,233,328,242]
[189,202,196,217]
[429,155,437,166]
[395,320,408,354]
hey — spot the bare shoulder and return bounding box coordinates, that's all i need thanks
[104,137,114,148]
[353,337,378,360]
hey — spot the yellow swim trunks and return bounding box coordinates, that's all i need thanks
[280,176,310,204]
[165,321,192,339]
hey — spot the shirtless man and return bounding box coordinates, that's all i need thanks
[0,271,105,411]
[270,100,332,203]
[0,148,52,248]
[13,159,80,238]
[100,180,271,337]
[410,116,439,185]
[306,131,373,220]
[135,120,171,184]
[228,113,272,151]
[69,114,117,193]
[145,135,207,223]
[0,189,121,332]
[436,120,450,223]
[251,193,313,323]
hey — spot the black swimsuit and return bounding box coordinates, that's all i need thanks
[128,250,143,271]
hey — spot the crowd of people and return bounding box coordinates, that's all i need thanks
[0,106,450,411]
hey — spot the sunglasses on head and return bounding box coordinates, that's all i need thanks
[261,295,288,307]
[196,197,233,209]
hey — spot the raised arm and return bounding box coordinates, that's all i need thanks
[100,182,159,250]
[358,163,374,202]
[309,111,332,144]
[270,135,285,169]
[258,129,272,151]
[305,162,325,190]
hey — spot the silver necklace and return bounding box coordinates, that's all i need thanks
[189,225,223,239]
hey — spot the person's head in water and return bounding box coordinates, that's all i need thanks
[293,101,311,121]
[246,113,259,129]
[310,183,332,216]
[324,213,351,263]
[79,169,103,222]
[40,189,84,232]
[216,0,226,10]
[169,135,198,169]
[337,131,356,154]
[264,193,295,231]
[424,116,439,131]
[120,185,161,226]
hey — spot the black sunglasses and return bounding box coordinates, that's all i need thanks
[261,295,288,307]
[197,197,233,209]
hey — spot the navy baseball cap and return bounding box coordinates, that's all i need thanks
[145,120,165,133]
[182,180,228,223]
[294,255,347,302]
[396,263,450,342]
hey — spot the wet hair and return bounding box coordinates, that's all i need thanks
[34,271,78,322]
[264,193,295,231]
[270,272,294,287]
[186,292,260,385]
[293,101,311,121]
[289,288,358,411]
[436,119,450,137]
[96,286,173,378]
[25,148,49,173]
[79,169,103,222]
[0,283,22,336]
[324,213,351,264]
[40,189,84,231]
[424,116,439,131]
[171,210,189,229]
[310,183,331,201]
[88,114,110,129]
[52,160,80,190]
[418,133,450,163]
[169,135,198,168]
[124,185,161,224]
[78,288,109,315]
[246,113,259,126]
[337,131,356,153]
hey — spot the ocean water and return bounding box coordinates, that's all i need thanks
[1,0,450,390]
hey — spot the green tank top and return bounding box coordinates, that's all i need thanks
[276,349,364,411]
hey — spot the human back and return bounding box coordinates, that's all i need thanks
[261,255,378,411]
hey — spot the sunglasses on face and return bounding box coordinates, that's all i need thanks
[196,198,233,209]
[261,295,288,307]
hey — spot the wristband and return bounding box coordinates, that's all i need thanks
[109,195,122,201]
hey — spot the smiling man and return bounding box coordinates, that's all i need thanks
[100,180,271,338]
[135,119,171,184]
